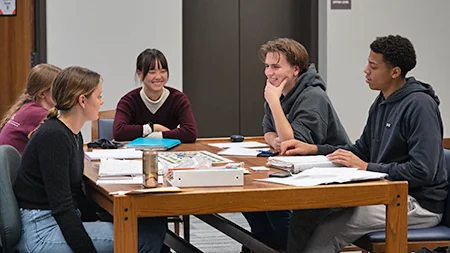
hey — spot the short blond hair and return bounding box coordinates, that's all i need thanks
[259,38,309,72]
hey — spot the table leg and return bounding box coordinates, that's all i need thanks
[114,196,138,253]
[385,183,408,252]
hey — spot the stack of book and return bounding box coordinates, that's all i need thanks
[267,155,341,174]
[96,158,143,185]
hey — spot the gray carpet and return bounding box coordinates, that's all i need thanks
[169,213,362,253]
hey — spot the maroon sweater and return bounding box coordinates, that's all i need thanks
[0,101,48,155]
[113,86,197,142]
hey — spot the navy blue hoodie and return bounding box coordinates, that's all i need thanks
[318,77,448,213]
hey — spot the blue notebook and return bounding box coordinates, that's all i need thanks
[125,138,181,150]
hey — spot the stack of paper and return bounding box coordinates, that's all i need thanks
[217,147,266,157]
[267,155,342,174]
[85,149,142,161]
[209,142,269,149]
[96,158,144,185]
[257,167,388,186]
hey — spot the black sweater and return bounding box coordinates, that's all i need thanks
[317,77,448,214]
[14,118,97,253]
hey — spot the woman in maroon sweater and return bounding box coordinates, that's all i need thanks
[0,63,61,154]
[113,49,197,143]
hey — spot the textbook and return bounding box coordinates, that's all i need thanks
[125,137,181,150]
[267,155,343,174]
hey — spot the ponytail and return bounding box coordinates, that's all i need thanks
[46,107,59,120]
[0,90,32,131]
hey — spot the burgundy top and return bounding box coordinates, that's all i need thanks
[0,101,48,154]
[113,86,197,142]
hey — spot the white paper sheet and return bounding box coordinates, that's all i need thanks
[257,167,387,186]
[97,175,144,185]
[85,149,142,160]
[209,141,269,149]
[217,147,265,157]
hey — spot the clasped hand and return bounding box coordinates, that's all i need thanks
[153,124,170,132]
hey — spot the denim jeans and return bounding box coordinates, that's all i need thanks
[17,209,167,253]
[242,210,292,250]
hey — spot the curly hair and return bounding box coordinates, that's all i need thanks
[370,35,416,78]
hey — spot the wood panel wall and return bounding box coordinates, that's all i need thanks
[0,0,34,118]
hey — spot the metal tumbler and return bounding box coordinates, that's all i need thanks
[143,150,158,188]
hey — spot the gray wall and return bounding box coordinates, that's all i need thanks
[47,0,450,142]
[46,0,182,141]
[319,0,450,141]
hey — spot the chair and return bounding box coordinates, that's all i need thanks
[91,110,191,241]
[340,244,367,253]
[354,149,450,253]
[0,145,22,253]
[91,109,116,140]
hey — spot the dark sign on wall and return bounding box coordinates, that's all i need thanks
[331,0,351,10]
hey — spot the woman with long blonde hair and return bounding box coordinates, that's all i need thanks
[0,63,61,154]
[14,66,167,253]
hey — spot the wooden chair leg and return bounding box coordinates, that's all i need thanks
[174,220,180,236]
[182,215,190,242]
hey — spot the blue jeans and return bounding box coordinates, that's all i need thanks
[17,209,167,253]
[242,210,292,250]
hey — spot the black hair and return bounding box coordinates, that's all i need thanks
[136,49,169,81]
[370,35,416,78]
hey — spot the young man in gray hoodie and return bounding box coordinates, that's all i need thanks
[281,35,448,253]
[242,38,350,252]
[262,38,350,152]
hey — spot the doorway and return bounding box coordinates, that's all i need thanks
[0,0,46,118]
[183,0,318,137]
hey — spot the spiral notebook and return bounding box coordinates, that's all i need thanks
[125,137,181,150]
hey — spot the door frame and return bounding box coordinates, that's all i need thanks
[34,0,46,64]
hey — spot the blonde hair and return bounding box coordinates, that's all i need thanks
[259,38,309,72]
[47,66,102,119]
[0,64,61,130]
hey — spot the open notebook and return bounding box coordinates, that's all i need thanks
[258,167,388,186]
[125,137,181,150]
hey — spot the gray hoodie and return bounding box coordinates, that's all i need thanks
[263,65,350,146]
[318,77,448,213]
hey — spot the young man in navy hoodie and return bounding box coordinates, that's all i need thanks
[280,35,448,253]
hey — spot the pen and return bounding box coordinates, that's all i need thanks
[257,150,279,156]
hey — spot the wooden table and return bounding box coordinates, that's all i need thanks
[83,137,408,253]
